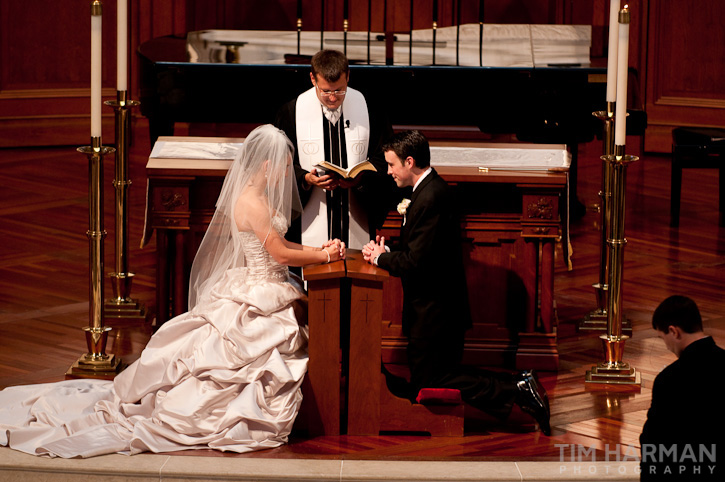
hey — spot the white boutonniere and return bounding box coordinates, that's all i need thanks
[397,198,411,225]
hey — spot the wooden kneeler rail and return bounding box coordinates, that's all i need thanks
[346,251,465,437]
[304,250,464,436]
[378,375,465,436]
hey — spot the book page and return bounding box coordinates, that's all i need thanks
[349,161,377,177]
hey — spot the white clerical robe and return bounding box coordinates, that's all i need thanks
[295,87,371,249]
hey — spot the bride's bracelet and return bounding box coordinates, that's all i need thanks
[324,249,331,263]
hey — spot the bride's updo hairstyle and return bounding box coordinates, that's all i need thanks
[187,125,301,310]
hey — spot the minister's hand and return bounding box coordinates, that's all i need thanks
[338,176,362,189]
[305,168,339,191]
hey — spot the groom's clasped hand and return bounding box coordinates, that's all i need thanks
[362,235,386,264]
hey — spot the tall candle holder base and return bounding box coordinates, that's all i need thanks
[67,326,121,378]
[103,91,146,322]
[67,137,122,379]
[585,148,640,388]
[580,106,632,335]
[585,335,641,385]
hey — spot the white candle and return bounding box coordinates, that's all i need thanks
[91,9,102,138]
[614,7,630,146]
[606,0,620,103]
[117,0,128,91]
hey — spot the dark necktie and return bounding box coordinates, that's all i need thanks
[325,116,349,245]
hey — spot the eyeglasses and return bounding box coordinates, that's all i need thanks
[315,84,347,97]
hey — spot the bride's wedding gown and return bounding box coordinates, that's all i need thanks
[0,218,308,458]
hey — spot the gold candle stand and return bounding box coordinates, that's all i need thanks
[579,104,631,336]
[67,137,122,378]
[432,21,438,65]
[103,90,146,321]
[343,18,349,55]
[296,18,302,55]
[586,145,640,386]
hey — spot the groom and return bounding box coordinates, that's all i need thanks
[362,130,551,435]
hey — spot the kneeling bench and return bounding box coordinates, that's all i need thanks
[416,388,464,405]
[374,376,465,436]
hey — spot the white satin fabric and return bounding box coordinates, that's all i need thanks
[0,221,308,458]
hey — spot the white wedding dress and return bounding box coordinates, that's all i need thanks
[0,217,309,458]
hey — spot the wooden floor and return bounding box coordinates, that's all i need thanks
[1,121,724,462]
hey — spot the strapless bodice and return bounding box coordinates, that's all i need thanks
[237,215,289,284]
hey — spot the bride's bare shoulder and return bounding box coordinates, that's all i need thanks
[234,193,269,231]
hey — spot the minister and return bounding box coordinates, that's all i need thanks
[274,49,394,249]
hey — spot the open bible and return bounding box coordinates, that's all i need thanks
[314,159,377,179]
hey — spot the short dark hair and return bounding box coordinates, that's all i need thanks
[382,130,431,168]
[652,295,703,334]
[310,50,349,82]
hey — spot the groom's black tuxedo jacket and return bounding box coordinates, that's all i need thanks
[376,169,472,341]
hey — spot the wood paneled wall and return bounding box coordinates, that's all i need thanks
[0,0,722,150]
[0,0,184,147]
[642,0,725,152]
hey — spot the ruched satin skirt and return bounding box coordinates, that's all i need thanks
[0,273,308,458]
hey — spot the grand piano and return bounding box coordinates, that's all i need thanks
[138,26,610,146]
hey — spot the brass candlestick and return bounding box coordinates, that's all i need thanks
[104,90,146,321]
[343,18,349,55]
[432,20,438,65]
[586,144,640,386]
[67,137,122,378]
[296,18,302,55]
[579,104,631,336]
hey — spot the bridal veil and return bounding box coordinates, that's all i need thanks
[188,124,302,310]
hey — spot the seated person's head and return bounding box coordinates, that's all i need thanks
[652,295,704,356]
[652,295,703,334]
[381,130,430,188]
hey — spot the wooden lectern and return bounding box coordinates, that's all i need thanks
[300,258,346,435]
[303,251,464,437]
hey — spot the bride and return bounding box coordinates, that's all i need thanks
[0,124,345,458]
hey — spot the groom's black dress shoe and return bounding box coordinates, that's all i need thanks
[514,370,551,436]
